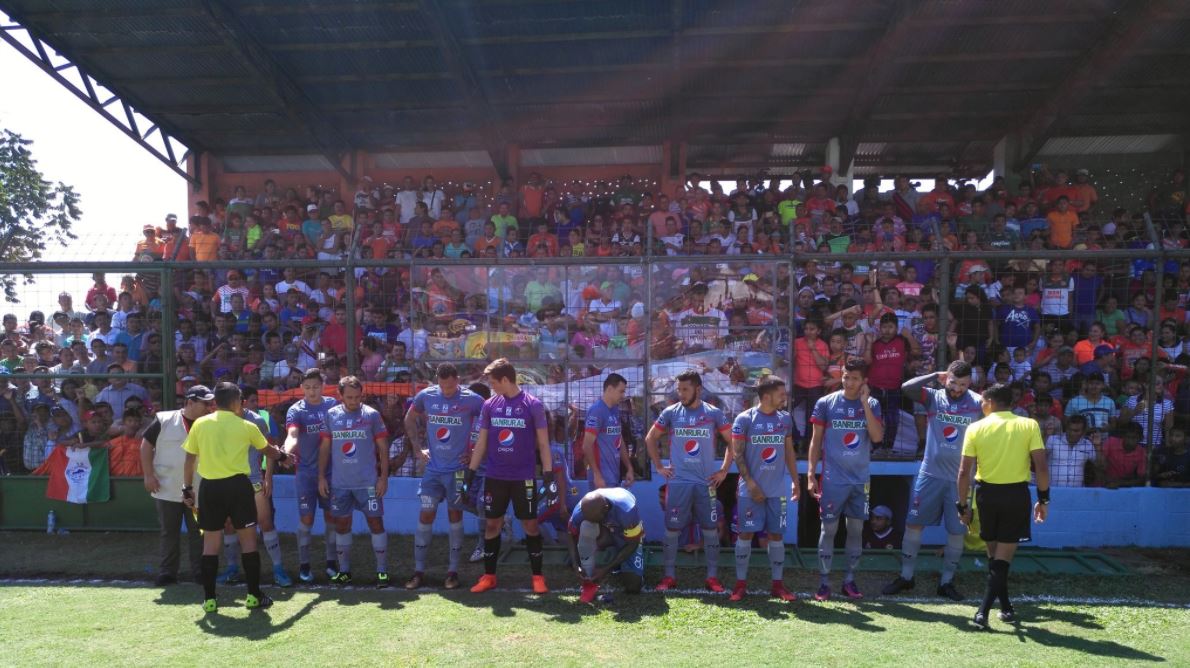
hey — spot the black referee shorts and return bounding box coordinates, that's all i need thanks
[483,477,539,520]
[197,474,258,532]
[975,481,1032,544]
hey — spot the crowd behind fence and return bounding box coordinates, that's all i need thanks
[3,168,1190,493]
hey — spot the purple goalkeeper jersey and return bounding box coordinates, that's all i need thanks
[480,390,548,481]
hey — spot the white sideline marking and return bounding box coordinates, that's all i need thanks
[2,577,1188,608]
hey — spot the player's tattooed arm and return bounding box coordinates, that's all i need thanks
[901,372,938,406]
[733,434,763,502]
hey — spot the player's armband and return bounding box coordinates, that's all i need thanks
[623,523,643,539]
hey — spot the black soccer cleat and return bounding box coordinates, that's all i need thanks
[999,607,1017,623]
[881,576,915,596]
[970,610,990,630]
[937,582,964,602]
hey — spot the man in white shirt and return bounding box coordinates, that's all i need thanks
[275,267,312,297]
[672,283,728,353]
[395,176,420,225]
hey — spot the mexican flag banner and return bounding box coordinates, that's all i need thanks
[34,446,111,504]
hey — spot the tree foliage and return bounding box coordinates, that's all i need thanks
[0,128,80,302]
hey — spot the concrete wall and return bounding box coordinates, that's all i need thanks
[268,467,1190,548]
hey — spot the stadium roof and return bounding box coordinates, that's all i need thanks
[2,0,1188,180]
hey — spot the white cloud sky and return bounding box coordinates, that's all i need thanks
[0,38,185,317]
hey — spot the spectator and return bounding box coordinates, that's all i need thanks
[1102,422,1147,488]
[1153,424,1190,487]
[95,365,149,421]
[1046,414,1097,487]
[107,409,145,477]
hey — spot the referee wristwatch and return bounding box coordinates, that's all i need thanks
[1037,488,1051,504]
[954,501,969,514]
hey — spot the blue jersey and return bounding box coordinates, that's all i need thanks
[243,411,271,484]
[919,386,982,481]
[286,397,338,477]
[584,399,623,485]
[654,402,730,485]
[567,487,643,540]
[732,406,794,498]
[321,404,389,490]
[412,386,485,474]
[811,391,881,485]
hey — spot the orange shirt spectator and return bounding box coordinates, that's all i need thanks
[1046,204,1078,249]
[367,232,392,261]
[107,433,143,476]
[918,189,955,214]
[431,217,460,241]
[527,230,559,257]
[520,180,545,218]
[189,224,220,262]
[793,333,829,388]
[135,226,164,259]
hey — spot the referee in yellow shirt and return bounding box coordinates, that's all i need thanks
[183,382,291,613]
[956,383,1050,630]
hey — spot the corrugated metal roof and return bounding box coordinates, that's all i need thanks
[0,0,1184,174]
[522,146,662,167]
[1038,135,1182,156]
[222,154,335,173]
[372,151,493,169]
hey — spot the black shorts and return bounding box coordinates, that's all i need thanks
[975,482,1032,544]
[483,477,539,520]
[197,475,258,532]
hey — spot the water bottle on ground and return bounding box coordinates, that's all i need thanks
[46,510,56,535]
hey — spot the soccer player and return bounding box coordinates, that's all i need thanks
[566,488,646,603]
[537,430,581,543]
[283,369,339,583]
[958,383,1050,629]
[318,376,391,587]
[808,359,884,601]
[729,375,799,602]
[233,387,293,587]
[883,361,982,601]
[645,370,732,593]
[584,374,635,489]
[182,382,291,612]
[459,358,556,594]
[403,363,485,590]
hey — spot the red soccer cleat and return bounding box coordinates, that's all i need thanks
[705,577,725,593]
[470,574,498,593]
[579,580,599,603]
[842,581,864,600]
[729,580,748,602]
[771,581,797,602]
[655,576,677,592]
[531,575,549,594]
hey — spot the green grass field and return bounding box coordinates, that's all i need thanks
[2,532,1188,667]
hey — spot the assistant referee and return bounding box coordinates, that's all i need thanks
[183,382,290,613]
[956,383,1050,630]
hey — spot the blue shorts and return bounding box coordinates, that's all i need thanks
[736,495,787,535]
[620,541,646,580]
[419,470,467,511]
[330,487,384,519]
[819,482,868,523]
[907,473,965,535]
[296,473,331,517]
[665,481,719,530]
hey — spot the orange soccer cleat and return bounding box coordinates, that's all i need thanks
[470,574,498,593]
[531,575,549,594]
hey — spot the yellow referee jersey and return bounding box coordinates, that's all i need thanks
[960,411,1043,484]
[182,410,268,480]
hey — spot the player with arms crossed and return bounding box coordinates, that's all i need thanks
[283,369,339,582]
[403,363,485,590]
[583,373,635,489]
[646,370,732,593]
[883,360,982,601]
[730,375,799,602]
[808,359,884,601]
[318,376,391,587]
[567,487,646,603]
[459,358,557,594]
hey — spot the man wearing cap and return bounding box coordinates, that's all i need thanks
[183,382,292,611]
[1080,345,1118,386]
[140,385,216,586]
[302,204,323,247]
[864,506,900,550]
[135,225,164,260]
[160,213,190,261]
[957,383,1050,630]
